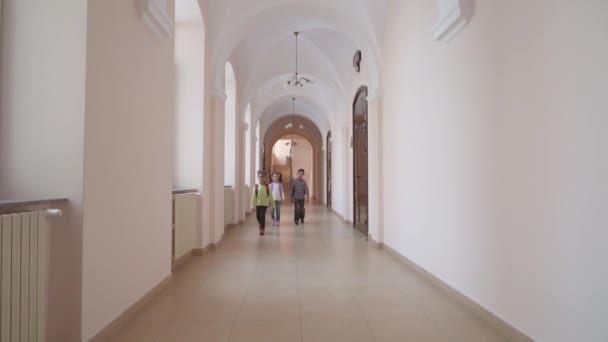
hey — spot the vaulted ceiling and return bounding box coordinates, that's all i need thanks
[201,0,387,135]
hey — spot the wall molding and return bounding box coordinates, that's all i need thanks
[135,0,174,38]
[210,86,228,102]
[366,88,384,104]
[433,0,475,42]
[383,243,534,342]
[369,235,384,249]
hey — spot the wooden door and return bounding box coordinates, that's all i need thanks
[353,86,368,236]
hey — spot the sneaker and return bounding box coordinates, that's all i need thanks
[271,219,275,226]
[276,221,280,226]
[259,229,265,236]
[295,221,299,225]
[301,218,304,224]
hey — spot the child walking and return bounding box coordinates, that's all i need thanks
[252,171,275,235]
[269,173,285,226]
[291,168,309,225]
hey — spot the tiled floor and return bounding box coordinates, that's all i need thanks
[110,205,510,342]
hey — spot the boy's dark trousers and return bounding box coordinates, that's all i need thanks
[256,206,268,229]
[294,199,305,222]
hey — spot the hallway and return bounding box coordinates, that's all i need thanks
[110,206,508,342]
[1,0,606,340]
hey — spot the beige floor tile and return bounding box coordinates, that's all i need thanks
[415,298,476,318]
[300,297,364,321]
[195,284,250,303]
[342,274,393,287]
[367,319,449,342]
[301,320,374,342]
[174,297,243,321]
[155,320,233,342]
[228,320,301,342]
[432,316,510,342]
[113,206,514,342]
[298,286,352,301]
[108,320,166,342]
[246,284,300,301]
[238,299,300,321]
[355,297,424,320]
[132,295,185,322]
[159,284,200,304]
[399,280,449,300]
[250,275,299,288]
[299,274,345,287]
[348,286,407,302]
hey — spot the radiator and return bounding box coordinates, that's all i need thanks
[1,211,49,342]
[172,193,198,260]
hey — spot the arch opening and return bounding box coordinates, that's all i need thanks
[173,0,205,189]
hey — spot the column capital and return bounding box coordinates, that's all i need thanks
[210,86,227,102]
[366,88,384,104]
[340,122,350,132]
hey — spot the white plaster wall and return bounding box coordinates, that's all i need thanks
[382,1,608,340]
[224,63,236,187]
[174,22,204,190]
[82,0,175,340]
[0,1,87,340]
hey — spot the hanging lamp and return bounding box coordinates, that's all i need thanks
[284,32,314,88]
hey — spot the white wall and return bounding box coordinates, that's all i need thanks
[382,1,608,341]
[224,63,236,187]
[81,0,175,340]
[0,0,87,340]
[174,21,204,189]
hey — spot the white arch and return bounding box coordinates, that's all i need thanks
[236,31,351,118]
[208,2,382,92]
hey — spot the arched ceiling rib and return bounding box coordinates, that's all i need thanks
[203,0,386,133]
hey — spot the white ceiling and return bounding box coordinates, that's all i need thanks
[175,0,203,24]
[201,0,387,133]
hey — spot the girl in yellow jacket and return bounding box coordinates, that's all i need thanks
[252,171,275,235]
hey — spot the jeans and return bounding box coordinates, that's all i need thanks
[256,206,268,229]
[270,201,281,221]
[294,199,305,222]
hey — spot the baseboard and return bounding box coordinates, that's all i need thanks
[89,274,172,342]
[382,244,534,342]
[330,208,352,225]
[171,250,193,271]
[192,233,226,256]
[369,235,384,249]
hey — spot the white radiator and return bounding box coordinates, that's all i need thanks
[1,211,49,342]
[172,193,198,260]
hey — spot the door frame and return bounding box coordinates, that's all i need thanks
[352,85,368,234]
[326,131,332,209]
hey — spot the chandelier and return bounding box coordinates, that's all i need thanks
[285,97,299,147]
[284,32,314,88]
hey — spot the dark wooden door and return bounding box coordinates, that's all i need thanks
[353,86,368,236]
[327,131,332,209]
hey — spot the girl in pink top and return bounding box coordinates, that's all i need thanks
[269,173,285,226]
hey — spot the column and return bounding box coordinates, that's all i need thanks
[203,86,226,245]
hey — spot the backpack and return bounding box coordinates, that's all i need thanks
[254,184,270,197]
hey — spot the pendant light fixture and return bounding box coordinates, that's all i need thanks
[284,32,314,88]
